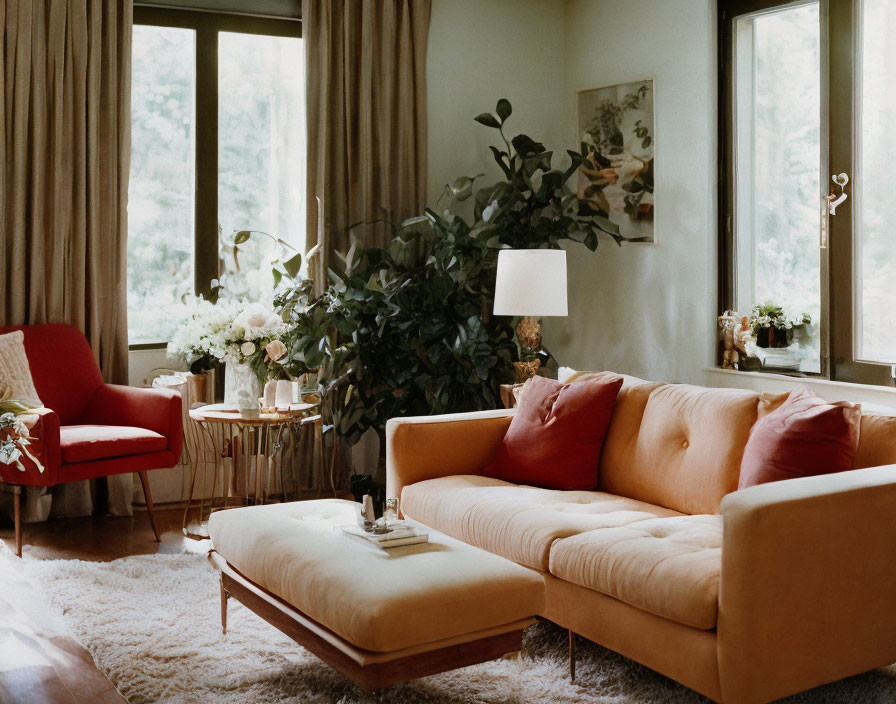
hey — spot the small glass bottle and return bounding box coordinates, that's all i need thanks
[384,497,399,523]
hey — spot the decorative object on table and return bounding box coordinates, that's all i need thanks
[349,473,385,516]
[362,494,376,524]
[578,79,655,242]
[236,389,260,420]
[494,249,569,382]
[263,379,278,408]
[275,380,293,408]
[383,497,399,521]
[342,520,430,549]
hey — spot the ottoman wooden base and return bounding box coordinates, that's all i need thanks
[210,551,530,693]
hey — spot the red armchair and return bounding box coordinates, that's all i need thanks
[0,324,183,556]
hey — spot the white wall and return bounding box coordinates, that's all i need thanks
[540,0,718,385]
[426,0,567,206]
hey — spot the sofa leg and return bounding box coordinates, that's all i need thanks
[14,487,22,558]
[138,472,161,543]
[568,629,576,682]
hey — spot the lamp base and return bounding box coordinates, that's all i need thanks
[513,359,541,383]
[515,316,542,350]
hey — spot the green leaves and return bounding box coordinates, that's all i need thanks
[475,98,512,130]
[283,253,302,279]
[233,230,251,245]
[496,98,512,122]
[473,112,501,129]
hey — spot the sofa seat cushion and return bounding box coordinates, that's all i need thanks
[549,515,722,629]
[60,425,167,464]
[401,475,682,571]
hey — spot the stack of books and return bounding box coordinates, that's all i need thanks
[342,522,429,549]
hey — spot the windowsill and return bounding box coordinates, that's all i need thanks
[704,367,896,408]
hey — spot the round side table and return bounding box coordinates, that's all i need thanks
[184,403,322,537]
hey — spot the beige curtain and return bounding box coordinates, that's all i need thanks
[303,0,431,278]
[0,0,132,385]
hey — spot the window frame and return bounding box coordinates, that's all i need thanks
[718,0,894,386]
[129,7,301,351]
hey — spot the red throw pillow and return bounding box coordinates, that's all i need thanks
[484,374,623,490]
[738,387,862,489]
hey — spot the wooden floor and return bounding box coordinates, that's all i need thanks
[0,504,210,563]
[0,505,211,704]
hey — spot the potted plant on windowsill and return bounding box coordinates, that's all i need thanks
[749,303,812,349]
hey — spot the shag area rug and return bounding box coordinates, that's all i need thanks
[22,553,896,704]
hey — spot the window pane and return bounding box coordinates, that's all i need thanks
[218,32,305,300]
[857,0,896,363]
[734,4,821,372]
[127,25,196,345]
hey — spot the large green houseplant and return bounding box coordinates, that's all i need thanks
[278,100,623,447]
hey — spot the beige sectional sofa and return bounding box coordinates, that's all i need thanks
[385,372,896,704]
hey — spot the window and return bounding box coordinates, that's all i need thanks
[720,0,896,385]
[856,0,896,364]
[128,25,196,345]
[127,8,303,346]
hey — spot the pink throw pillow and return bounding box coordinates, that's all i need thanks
[738,388,861,489]
[484,374,623,490]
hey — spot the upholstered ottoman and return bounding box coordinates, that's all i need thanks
[208,499,544,692]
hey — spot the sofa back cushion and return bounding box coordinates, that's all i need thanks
[599,380,759,514]
[854,413,896,469]
[0,324,103,425]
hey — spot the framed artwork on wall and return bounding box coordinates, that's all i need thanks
[577,79,655,243]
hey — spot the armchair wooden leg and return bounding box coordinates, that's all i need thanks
[14,487,22,558]
[569,629,576,682]
[138,472,161,543]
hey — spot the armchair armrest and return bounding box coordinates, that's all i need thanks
[0,407,61,487]
[386,408,514,499]
[718,466,896,704]
[83,384,183,458]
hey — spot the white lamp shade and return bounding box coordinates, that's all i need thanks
[493,249,568,317]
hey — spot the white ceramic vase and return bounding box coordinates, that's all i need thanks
[224,361,260,408]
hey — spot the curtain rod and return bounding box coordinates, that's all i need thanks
[134,3,301,22]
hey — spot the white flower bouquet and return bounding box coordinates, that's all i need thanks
[167,298,292,381]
